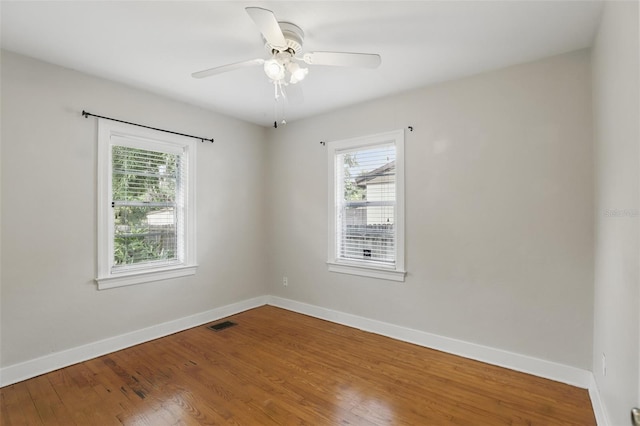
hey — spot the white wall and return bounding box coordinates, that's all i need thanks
[591,1,640,424]
[266,50,594,370]
[0,50,268,367]
[1,43,613,407]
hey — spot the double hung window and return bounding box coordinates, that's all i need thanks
[327,129,405,281]
[96,120,197,289]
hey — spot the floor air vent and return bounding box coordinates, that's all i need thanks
[208,321,237,332]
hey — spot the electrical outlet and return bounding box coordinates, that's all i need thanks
[602,353,606,376]
[283,276,288,287]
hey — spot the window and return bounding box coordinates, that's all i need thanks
[327,129,405,281]
[96,120,197,289]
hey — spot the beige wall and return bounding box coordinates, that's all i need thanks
[0,51,268,366]
[266,50,595,370]
[0,46,601,386]
[591,1,640,424]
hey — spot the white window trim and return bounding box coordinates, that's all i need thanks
[96,119,197,290]
[327,129,406,282]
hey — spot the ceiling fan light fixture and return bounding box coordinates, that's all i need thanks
[264,58,285,80]
[287,62,308,84]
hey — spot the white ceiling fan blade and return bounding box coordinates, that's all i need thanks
[191,58,264,79]
[302,52,382,68]
[245,7,287,50]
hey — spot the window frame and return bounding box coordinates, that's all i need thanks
[96,119,197,290]
[327,129,406,282]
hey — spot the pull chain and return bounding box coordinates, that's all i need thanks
[280,83,287,126]
[273,83,278,128]
[273,81,288,128]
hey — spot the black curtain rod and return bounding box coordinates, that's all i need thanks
[82,110,214,143]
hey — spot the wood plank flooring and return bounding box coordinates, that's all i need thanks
[1,305,596,425]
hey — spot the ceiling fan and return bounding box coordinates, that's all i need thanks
[192,7,382,88]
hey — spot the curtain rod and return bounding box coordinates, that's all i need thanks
[82,110,214,143]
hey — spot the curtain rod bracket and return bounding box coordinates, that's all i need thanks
[81,110,214,143]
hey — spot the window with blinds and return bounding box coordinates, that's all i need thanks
[327,129,405,282]
[97,119,197,290]
[112,146,183,268]
[336,144,396,265]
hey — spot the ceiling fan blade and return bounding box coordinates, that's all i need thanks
[245,7,287,50]
[302,52,381,68]
[191,58,265,79]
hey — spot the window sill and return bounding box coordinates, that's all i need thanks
[327,261,406,282]
[96,264,198,290]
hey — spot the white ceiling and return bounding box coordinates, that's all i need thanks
[1,1,603,127]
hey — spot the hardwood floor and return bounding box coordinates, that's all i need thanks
[1,306,595,425]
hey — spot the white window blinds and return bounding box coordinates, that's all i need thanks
[111,145,185,269]
[335,143,396,265]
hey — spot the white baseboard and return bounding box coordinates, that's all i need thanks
[267,296,592,388]
[0,295,268,387]
[588,374,611,426]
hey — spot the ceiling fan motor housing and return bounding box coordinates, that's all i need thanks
[267,22,304,54]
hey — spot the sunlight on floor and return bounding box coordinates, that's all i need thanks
[336,384,396,423]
